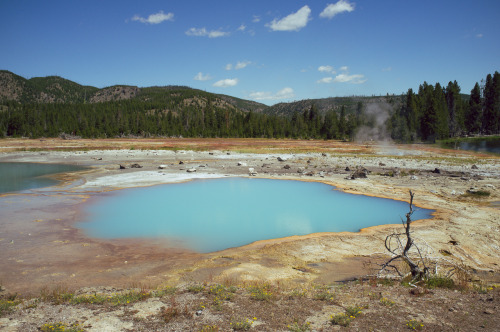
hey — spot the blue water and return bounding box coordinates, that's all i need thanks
[78,178,433,253]
[0,162,86,194]
[457,139,500,154]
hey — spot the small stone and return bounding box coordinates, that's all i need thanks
[483,309,494,315]
[179,161,184,165]
[130,163,142,168]
[119,164,126,169]
[237,161,247,166]
[283,164,291,169]
[277,156,286,162]
[410,175,419,180]
[471,164,478,169]
[196,310,203,316]
[186,168,197,173]
[158,165,167,169]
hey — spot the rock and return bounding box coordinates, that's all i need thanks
[322,153,327,157]
[485,184,496,189]
[237,161,247,166]
[158,165,167,169]
[345,167,351,171]
[186,168,197,173]
[304,171,314,176]
[119,164,126,169]
[379,162,386,167]
[179,161,184,165]
[196,310,203,316]
[248,168,257,176]
[483,309,494,315]
[283,164,291,169]
[209,152,214,155]
[227,152,231,155]
[130,163,142,168]
[261,163,271,168]
[277,156,286,162]
[297,167,305,174]
[410,175,419,180]
[432,168,441,174]
[350,168,368,179]
[471,164,478,169]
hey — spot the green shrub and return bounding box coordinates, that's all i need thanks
[425,275,455,289]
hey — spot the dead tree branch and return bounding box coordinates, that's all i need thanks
[379,190,429,282]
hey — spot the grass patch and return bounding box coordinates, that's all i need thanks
[425,275,455,289]
[406,319,424,330]
[462,190,491,198]
[247,284,274,301]
[230,317,256,331]
[40,322,84,332]
[287,321,311,331]
[0,296,21,317]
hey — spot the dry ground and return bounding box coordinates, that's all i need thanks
[0,138,499,331]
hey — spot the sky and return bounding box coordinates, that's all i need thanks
[1,0,499,105]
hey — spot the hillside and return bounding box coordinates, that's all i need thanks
[264,95,402,117]
[0,70,268,113]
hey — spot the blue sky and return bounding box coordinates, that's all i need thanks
[1,1,499,105]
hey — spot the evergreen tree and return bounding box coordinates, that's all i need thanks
[466,82,482,134]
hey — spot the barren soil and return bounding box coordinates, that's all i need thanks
[0,138,499,331]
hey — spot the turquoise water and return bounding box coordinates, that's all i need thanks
[0,162,86,194]
[79,178,433,253]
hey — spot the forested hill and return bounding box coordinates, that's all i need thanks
[0,70,499,141]
[0,70,267,112]
[264,95,401,117]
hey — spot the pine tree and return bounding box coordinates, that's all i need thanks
[466,82,482,134]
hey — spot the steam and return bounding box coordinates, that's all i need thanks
[354,102,402,155]
[355,102,392,142]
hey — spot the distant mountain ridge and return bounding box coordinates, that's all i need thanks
[0,70,268,113]
[0,70,394,116]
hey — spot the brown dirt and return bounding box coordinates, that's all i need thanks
[0,138,499,331]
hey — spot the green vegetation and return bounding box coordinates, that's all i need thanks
[40,322,84,332]
[0,296,20,316]
[230,317,255,331]
[406,319,424,330]
[1,70,499,141]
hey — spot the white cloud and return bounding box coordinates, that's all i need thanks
[193,72,212,81]
[320,0,355,19]
[185,27,230,38]
[237,24,246,31]
[318,65,335,73]
[317,77,333,84]
[333,73,366,84]
[267,5,311,31]
[213,78,239,87]
[249,87,295,101]
[339,65,348,72]
[476,33,483,38]
[132,10,174,24]
[252,15,261,23]
[235,61,251,69]
[226,61,251,70]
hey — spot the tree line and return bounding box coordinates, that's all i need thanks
[389,71,500,142]
[0,72,499,141]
